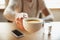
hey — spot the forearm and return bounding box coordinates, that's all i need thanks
[3,8,16,22]
[42,7,54,22]
[42,14,54,22]
[3,0,21,22]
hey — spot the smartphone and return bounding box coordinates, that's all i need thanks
[12,29,24,38]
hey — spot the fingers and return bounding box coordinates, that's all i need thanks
[16,13,28,18]
[15,13,28,23]
[22,13,28,18]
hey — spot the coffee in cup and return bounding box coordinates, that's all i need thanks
[23,18,44,33]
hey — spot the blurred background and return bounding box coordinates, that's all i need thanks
[0,0,60,22]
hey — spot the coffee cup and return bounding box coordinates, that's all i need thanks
[23,18,44,33]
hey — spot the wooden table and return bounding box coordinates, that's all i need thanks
[0,22,60,40]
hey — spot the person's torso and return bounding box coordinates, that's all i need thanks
[15,0,38,17]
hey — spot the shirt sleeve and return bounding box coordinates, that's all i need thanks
[3,0,22,21]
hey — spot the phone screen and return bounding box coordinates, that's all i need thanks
[12,30,23,36]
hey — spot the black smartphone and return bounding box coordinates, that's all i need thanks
[12,30,24,38]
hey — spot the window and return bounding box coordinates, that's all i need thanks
[0,0,5,9]
[44,0,60,8]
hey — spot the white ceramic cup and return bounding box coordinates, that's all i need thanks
[23,18,44,33]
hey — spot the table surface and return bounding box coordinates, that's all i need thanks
[0,22,60,40]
